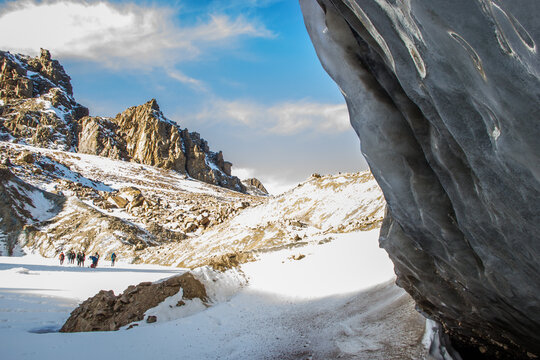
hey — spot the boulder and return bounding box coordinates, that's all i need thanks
[108,195,128,209]
[60,272,207,332]
[184,222,198,233]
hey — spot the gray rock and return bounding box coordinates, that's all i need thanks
[300,0,540,358]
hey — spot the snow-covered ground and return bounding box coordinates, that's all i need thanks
[1,230,429,360]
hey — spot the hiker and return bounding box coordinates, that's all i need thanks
[76,252,82,266]
[111,252,117,267]
[81,252,86,267]
[90,252,100,268]
[59,251,65,265]
[89,255,98,268]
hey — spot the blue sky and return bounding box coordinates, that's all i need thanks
[0,0,368,193]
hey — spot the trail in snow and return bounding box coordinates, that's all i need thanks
[0,230,429,360]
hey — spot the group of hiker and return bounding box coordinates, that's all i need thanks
[59,250,85,266]
[58,250,117,268]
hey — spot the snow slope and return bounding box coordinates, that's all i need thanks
[0,229,429,360]
[137,172,385,267]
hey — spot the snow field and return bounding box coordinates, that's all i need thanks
[1,230,429,359]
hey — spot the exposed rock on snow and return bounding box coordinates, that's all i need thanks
[0,49,88,150]
[242,177,269,196]
[60,272,207,332]
[132,171,385,268]
[300,0,540,358]
[0,165,63,255]
[204,252,256,272]
[0,142,261,263]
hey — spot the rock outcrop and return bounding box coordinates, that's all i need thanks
[0,49,244,192]
[0,49,88,150]
[300,0,540,358]
[76,99,245,191]
[60,272,207,332]
[0,164,63,255]
[242,178,269,196]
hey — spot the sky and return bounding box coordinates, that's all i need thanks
[0,0,369,194]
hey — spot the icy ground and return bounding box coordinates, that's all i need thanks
[1,230,429,360]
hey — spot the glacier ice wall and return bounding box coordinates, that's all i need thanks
[300,0,540,358]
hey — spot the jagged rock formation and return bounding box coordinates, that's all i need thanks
[0,50,245,191]
[0,49,88,150]
[242,178,269,196]
[300,1,540,358]
[60,272,207,332]
[78,99,243,191]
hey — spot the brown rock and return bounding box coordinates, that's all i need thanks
[242,178,269,195]
[185,222,198,233]
[204,252,255,272]
[16,151,34,164]
[108,195,128,208]
[60,272,207,332]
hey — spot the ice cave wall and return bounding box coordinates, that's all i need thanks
[299,0,540,358]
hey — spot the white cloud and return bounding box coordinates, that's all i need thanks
[165,68,207,92]
[195,99,351,135]
[233,167,297,195]
[0,0,273,86]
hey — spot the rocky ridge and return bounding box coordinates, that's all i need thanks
[0,49,244,191]
[242,177,269,196]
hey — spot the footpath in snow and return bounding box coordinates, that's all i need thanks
[0,230,429,360]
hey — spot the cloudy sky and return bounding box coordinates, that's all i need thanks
[0,0,368,193]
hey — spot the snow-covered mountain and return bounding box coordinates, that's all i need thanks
[0,140,385,271]
[0,49,246,191]
[0,141,264,259]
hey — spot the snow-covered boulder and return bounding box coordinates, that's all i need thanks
[60,272,207,332]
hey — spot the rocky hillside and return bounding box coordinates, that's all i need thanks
[0,141,263,260]
[139,171,386,269]
[0,140,384,271]
[0,164,63,256]
[0,49,244,191]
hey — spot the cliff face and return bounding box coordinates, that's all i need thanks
[300,0,540,358]
[0,164,63,255]
[0,49,88,150]
[77,99,243,191]
[0,50,244,192]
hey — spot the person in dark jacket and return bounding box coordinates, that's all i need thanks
[90,253,99,268]
[111,252,117,267]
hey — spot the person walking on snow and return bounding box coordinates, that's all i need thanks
[59,251,65,265]
[111,252,117,267]
[90,255,98,268]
